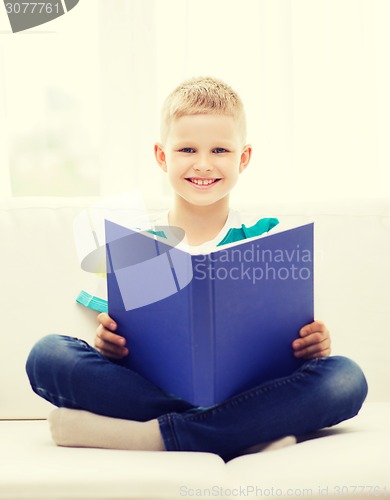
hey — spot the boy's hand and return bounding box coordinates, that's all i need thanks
[292,320,331,359]
[95,313,129,360]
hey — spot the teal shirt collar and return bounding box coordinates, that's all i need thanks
[148,217,280,247]
[217,217,279,246]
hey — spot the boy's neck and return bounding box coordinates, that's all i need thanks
[168,197,230,246]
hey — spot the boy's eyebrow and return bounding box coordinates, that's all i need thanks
[172,139,236,148]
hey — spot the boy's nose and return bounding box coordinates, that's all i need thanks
[194,155,213,172]
[194,165,212,173]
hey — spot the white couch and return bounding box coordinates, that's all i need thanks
[1,196,389,500]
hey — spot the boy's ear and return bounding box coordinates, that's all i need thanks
[154,143,167,173]
[239,144,252,173]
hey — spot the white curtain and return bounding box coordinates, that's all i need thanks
[1,0,389,201]
[0,47,12,197]
[98,0,158,197]
[97,0,390,203]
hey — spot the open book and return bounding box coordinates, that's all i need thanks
[105,220,314,407]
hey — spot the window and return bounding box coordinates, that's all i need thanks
[0,0,100,196]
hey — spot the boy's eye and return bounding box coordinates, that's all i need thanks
[179,147,195,153]
[213,148,228,154]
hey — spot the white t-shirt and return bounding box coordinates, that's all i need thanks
[153,208,243,255]
[76,208,279,313]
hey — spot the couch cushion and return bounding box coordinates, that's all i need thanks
[0,402,388,499]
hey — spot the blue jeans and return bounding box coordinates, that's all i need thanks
[26,334,368,461]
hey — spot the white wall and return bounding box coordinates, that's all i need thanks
[154,0,390,204]
[0,0,389,202]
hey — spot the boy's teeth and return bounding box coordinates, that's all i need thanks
[191,178,216,185]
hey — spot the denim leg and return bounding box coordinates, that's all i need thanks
[158,356,368,461]
[26,334,195,421]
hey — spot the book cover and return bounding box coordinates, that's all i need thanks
[105,220,314,407]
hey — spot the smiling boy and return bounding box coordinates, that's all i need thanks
[155,112,251,247]
[26,77,368,460]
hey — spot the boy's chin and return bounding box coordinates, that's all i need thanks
[177,193,230,208]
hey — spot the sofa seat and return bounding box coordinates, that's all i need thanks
[1,402,389,499]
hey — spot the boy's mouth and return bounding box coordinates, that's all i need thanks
[185,177,221,187]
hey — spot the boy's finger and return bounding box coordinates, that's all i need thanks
[97,312,117,331]
[295,347,331,360]
[96,344,128,360]
[95,333,128,354]
[294,338,331,358]
[293,331,330,350]
[97,326,126,346]
[299,320,326,337]
[298,331,325,347]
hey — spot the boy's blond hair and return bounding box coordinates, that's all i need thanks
[161,76,247,144]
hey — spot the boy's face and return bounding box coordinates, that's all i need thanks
[155,114,251,209]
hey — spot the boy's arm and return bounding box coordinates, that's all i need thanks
[95,313,129,360]
[292,320,331,360]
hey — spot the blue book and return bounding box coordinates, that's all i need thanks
[105,220,314,407]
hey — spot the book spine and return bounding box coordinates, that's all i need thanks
[190,254,215,407]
